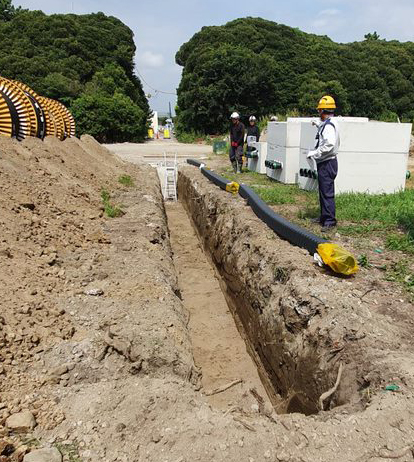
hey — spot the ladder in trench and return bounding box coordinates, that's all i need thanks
[161,152,177,201]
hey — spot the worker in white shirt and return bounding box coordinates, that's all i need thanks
[307,95,340,232]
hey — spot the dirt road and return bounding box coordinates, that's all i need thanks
[104,139,212,166]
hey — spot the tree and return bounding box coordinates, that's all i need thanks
[364,31,380,41]
[0,6,150,141]
[175,18,414,133]
[71,92,147,143]
[0,0,17,21]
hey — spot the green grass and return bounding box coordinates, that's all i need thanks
[101,189,110,203]
[56,443,82,462]
[357,254,372,268]
[251,185,297,204]
[335,191,414,253]
[118,174,134,187]
[220,165,414,255]
[101,189,124,218]
[335,190,414,225]
[386,259,414,299]
[386,234,414,254]
[176,131,218,144]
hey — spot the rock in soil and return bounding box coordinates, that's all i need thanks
[5,411,36,432]
[23,447,62,462]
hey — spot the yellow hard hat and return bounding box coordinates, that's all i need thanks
[317,95,336,110]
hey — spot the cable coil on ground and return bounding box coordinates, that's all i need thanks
[0,75,75,141]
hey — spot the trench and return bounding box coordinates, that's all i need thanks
[165,201,273,412]
[173,167,363,417]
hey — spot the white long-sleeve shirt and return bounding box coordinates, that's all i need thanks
[308,117,340,164]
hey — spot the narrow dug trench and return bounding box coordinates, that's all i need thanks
[176,166,414,420]
[165,201,273,412]
[174,171,338,415]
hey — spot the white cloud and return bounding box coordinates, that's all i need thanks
[311,9,344,33]
[318,9,341,16]
[139,51,165,69]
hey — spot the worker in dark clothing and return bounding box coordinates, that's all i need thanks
[245,115,260,168]
[246,115,260,142]
[307,95,340,232]
[229,112,245,173]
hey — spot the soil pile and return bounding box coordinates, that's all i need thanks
[0,137,414,462]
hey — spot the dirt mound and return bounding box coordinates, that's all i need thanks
[1,137,414,462]
[0,136,196,459]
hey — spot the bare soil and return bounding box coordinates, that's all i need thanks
[166,201,271,412]
[0,138,414,462]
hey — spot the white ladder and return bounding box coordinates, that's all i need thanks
[162,152,177,201]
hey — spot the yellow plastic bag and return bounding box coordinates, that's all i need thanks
[317,243,359,276]
[226,181,240,195]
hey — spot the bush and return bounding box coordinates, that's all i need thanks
[72,92,147,143]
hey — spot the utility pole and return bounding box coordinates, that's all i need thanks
[169,102,172,119]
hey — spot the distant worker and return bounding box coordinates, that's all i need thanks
[270,115,278,122]
[306,95,340,232]
[245,115,260,167]
[229,112,245,173]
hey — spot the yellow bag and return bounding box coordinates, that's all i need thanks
[225,181,240,195]
[317,243,359,276]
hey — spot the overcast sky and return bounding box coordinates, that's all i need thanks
[17,0,414,114]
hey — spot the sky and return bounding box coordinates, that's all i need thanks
[16,0,414,114]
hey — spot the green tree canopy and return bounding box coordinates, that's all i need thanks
[175,17,414,134]
[0,0,24,21]
[0,2,150,142]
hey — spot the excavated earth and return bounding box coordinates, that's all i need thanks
[0,137,414,462]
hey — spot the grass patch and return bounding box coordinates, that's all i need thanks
[56,443,82,462]
[101,189,110,203]
[386,234,414,254]
[336,223,390,237]
[176,131,216,144]
[222,170,273,186]
[334,190,414,253]
[101,189,124,218]
[335,190,414,225]
[386,259,414,299]
[357,254,372,268]
[118,174,134,187]
[251,185,296,205]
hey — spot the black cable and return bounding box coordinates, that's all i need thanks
[135,68,177,96]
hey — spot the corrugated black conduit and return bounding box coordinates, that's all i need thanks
[186,159,327,254]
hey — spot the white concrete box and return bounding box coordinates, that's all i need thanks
[298,120,412,194]
[265,121,303,184]
[263,118,365,184]
[247,141,267,174]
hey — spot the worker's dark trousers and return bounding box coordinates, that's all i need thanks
[229,146,243,164]
[317,157,338,226]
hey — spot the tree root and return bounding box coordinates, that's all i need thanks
[205,379,243,396]
[319,362,343,411]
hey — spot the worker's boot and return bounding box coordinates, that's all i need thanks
[236,162,242,174]
[232,161,237,173]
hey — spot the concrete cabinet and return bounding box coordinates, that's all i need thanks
[298,120,412,194]
[265,121,302,184]
[247,141,267,174]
